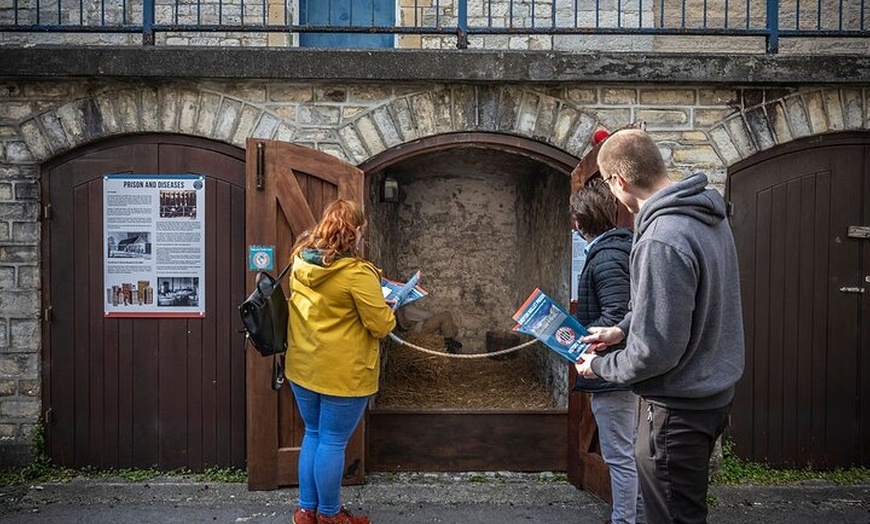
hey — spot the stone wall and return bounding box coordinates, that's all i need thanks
[0,78,869,462]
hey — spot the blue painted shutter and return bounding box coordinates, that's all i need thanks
[300,0,394,48]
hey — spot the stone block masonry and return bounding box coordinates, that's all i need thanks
[0,76,867,464]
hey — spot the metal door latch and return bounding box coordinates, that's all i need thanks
[847,226,870,239]
[839,286,865,294]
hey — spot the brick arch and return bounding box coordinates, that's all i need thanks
[335,86,605,165]
[707,87,869,167]
[17,86,294,162]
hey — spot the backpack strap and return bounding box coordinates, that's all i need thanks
[274,261,292,283]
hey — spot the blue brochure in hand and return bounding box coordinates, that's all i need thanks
[382,271,427,310]
[512,288,591,363]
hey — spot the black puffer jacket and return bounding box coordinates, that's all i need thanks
[573,227,632,393]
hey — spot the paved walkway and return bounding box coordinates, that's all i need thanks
[0,472,868,523]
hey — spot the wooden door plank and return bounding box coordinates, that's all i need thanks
[807,168,830,467]
[230,184,248,467]
[752,188,773,462]
[781,179,802,462]
[795,175,817,461]
[275,174,317,235]
[102,315,120,467]
[86,178,107,468]
[158,318,190,468]
[201,172,220,468]
[826,147,862,467]
[118,317,135,468]
[726,162,755,457]
[44,162,77,466]
[367,411,567,471]
[245,139,281,491]
[860,145,870,466]
[132,319,160,468]
[186,314,204,469]
[73,184,91,467]
[212,179,234,467]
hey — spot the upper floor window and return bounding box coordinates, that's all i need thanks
[299,0,395,48]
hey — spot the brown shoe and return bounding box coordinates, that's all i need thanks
[316,506,371,524]
[293,508,317,524]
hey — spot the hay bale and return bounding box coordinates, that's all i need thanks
[377,333,556,409]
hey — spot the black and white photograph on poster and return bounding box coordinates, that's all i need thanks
[104,173,205,318]
[160,190,198,218]
[157,277,200,308]
[107,231,152,259]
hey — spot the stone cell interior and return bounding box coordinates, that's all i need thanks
[367,146,574,409]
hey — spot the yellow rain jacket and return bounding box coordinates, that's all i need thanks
[285,251,396,397]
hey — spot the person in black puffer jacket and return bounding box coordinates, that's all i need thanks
[571,179,645,524]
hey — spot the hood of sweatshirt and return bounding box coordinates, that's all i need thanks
[293,248,356,289]
[634,172,726,241]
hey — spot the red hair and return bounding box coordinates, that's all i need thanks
[292,199,366,265]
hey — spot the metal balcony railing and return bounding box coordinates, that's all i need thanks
[0,0,867,53]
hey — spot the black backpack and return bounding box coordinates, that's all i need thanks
[239,263,291,357]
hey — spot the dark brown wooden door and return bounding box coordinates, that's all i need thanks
[728,132,870,468]
[245,139,365,490]
[42,135,247,470]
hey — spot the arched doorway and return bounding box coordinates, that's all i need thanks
[41,134,247,470]
[727,132,870,468]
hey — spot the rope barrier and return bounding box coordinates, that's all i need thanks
[387,331,539,359]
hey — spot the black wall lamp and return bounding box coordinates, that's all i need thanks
[381,174,399,203]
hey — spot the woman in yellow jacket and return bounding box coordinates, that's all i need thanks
[286,199,395,524]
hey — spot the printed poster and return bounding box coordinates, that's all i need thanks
[103,174,205,318]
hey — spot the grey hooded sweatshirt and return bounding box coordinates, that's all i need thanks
[590,172,745,410]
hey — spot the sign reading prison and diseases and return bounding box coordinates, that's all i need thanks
[103,174,206,318]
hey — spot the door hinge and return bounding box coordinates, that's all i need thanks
[42,305,52,323]
[42,204,52,221]
[727,201,734,217]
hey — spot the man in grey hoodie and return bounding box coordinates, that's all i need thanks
[576,129,745,524]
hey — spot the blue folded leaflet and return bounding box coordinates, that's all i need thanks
[381,270,426,310]
[512,288,591,363]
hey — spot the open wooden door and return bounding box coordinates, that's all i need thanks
[245,139,365,490]
[566,134,635,503]
[567,382,611,502]
[566,140,613,503]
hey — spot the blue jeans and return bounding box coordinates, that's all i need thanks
[290,382,369,517]
[592,390,645,524]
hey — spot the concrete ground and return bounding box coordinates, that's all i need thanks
[0,471,867,523]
